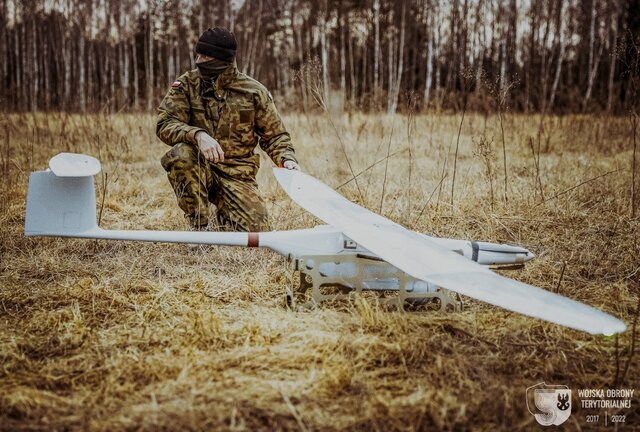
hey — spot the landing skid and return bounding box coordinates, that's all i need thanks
[285,254,463,312]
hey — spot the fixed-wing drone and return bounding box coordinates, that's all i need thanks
[25,153,626,335]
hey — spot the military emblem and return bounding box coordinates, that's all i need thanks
[526,382,572,426]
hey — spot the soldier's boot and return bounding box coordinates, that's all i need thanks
[161,142,214,229]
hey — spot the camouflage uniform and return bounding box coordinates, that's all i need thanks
[157,61,296,231]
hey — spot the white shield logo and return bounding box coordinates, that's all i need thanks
[526,382,572,426]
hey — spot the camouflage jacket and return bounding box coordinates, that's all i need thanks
[156,62,297,178]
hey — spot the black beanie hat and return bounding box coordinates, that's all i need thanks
[195,27,237,62]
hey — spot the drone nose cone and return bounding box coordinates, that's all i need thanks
[525,250,536,261]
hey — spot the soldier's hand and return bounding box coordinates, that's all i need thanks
[283,160,300,171]
[196,132,225,163]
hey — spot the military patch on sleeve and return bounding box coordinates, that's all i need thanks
[170,80,184,94]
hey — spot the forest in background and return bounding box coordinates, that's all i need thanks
[0,0,639,114]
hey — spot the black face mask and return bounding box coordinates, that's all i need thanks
[196,58,232,83]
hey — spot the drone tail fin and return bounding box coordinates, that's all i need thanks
[25,154,99,237]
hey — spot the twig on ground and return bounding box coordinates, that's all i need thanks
[280,390,309,432]
[379,118,395,214]
[98,172,108,226]
[529,137,545,201]
[324,114,366,205]
[450,107,466,206]
[336,148,407,190]
[618,296,639,387]
[499,109,508,203]
[555,261,567,293]
[535,169,619,207]
[413,174,448,226]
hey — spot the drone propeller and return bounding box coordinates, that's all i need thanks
[273,168,626,336]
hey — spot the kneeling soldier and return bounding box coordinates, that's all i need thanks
[157,27,299,232]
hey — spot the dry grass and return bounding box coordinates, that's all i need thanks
[0,112,638,431]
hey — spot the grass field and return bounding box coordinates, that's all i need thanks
[0,112,638,431]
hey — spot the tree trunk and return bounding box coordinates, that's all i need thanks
[362,43,368,109]
[507,0,517,88]
[445,0,458,96]
[587,0,596,85]
[110,44,116,111]
[176,27,182,74]
[387,31,395,111]
[582,0,602,110]
[460,0,469,74]
[168,36,175,82]
[0,0,6,105]
[147,10,155,112]
[132,36,139,110]
[388,0,406,115]
[248,0,263,76]
[434,4,442,110]
[339,3,347,111]
[606,1,619,113]
[17,18,22,110]
[499,40,506,91]
[294,11,308,110]
[79,30,86,111]
[473,0,485,99]
[424,0,434,109]
[319,5,329,107]
[347,12,356,109]
[43,27,49,110]
[548,0,565,111]
[63,27,71,109]
[525,1,536,112]
[373,0,380,99]
[539,1,551,111]
[229,0,236,31]
[583,41,604,110]
[31,16,37,111]
[122,42,129,90]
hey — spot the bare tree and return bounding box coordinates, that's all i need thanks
[373,0,380,103]
[423,0,436,109]
[583,0,604,111]
[606,0,620,113]
[387,0,406,115]
[548,0,566,111]
[319,0,329,107]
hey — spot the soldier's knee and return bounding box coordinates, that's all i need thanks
[161,142,200,171]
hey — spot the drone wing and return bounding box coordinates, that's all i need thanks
[274,168,626,335]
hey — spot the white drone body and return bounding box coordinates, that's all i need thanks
[24,153,626,335]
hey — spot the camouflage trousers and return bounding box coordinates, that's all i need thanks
[161,143,270,231]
